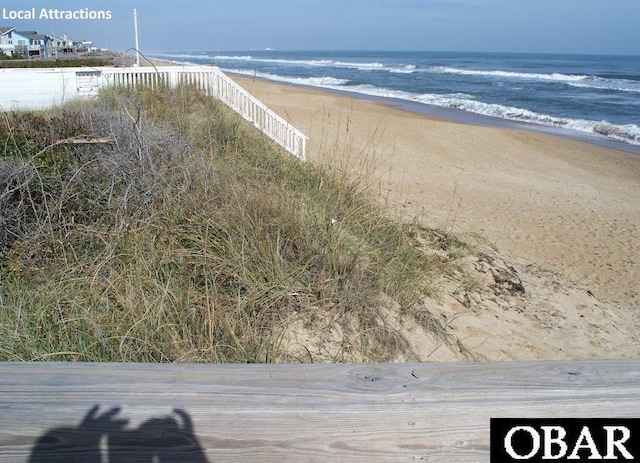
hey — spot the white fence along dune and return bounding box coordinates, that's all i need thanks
[0,66,307,160]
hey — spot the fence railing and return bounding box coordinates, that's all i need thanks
[101,66,307,160]
[0,66,307,160]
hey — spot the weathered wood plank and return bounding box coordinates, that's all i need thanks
[0,359,638,462]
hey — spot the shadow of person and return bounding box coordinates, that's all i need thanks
[29,405,209,463]
[109,408,209,463]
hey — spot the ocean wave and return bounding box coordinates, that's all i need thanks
[356,85,640,144]
[152,53,418,74]
[433,66,640,93]
[241,57,334,66]
[435,66,589,82]
[566,79,640,94]
[150,52,213,61]
[223,55,417,73]
[224,68,350,87]
[591,122,640,144]
[390,65,418,74]
[334,60,384,69]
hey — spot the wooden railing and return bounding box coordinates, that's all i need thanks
[211,70,307,161]
[0,66,307,160]
[0,359,638,462]
[101,66,307,160]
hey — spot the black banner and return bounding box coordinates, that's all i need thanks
[491,418,640,462]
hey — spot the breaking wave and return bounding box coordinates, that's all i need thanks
[151,52,418,74]
[433,66,640,93]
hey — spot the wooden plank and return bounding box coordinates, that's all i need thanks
[0,359,638,462]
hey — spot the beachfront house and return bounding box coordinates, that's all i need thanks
[1,27,88,57]
[13,31,47,57]
[0,27,15,56]
[74,40,96,53]
[47,33,75,56]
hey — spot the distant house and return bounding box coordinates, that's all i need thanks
[14,31,47,57]
[74,40,96,53]
[1,27,94,58]
[47,33,75,55]
[0,26,15,56]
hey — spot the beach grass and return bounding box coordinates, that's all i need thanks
[0,52,133,68]
[0,84,467,363]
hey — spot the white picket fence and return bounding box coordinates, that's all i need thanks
[0,66,307,160]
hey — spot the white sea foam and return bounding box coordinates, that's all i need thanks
[246,57,418,74]
[566,79,640,94]
[433,66,640,93]
[334,60,385,69]
[212,55,254,61]
[389,65,418,74]
[150,52,213,61]
[224,69,350,87]
[158,53,419,74]
[435,66,590,82]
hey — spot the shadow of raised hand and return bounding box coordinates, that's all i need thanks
[29,405,129,463]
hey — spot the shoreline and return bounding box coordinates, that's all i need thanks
[151,57,640,155]
[386,96,640,156]
[244,75,640,156]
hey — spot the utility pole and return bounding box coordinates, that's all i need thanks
[134,8,140,66]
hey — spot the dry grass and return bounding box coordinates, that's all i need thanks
[0,85,463,363]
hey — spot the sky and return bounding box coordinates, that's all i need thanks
[2,0,639,55]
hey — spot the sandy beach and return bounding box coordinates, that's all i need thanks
[232,76,640,306]
[223,75,640,361]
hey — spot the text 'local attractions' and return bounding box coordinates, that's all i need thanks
[3,8,112,20]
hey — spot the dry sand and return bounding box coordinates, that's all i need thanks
[233,75,640,307]
[229,75,640,361]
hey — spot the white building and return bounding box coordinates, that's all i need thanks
[47,33,75,55]
[0,26,15,56]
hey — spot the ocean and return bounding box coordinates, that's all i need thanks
[149,50,640,151]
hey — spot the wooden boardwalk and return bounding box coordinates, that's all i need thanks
[0,359,638,462]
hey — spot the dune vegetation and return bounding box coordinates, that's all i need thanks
[0,85,476,363]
